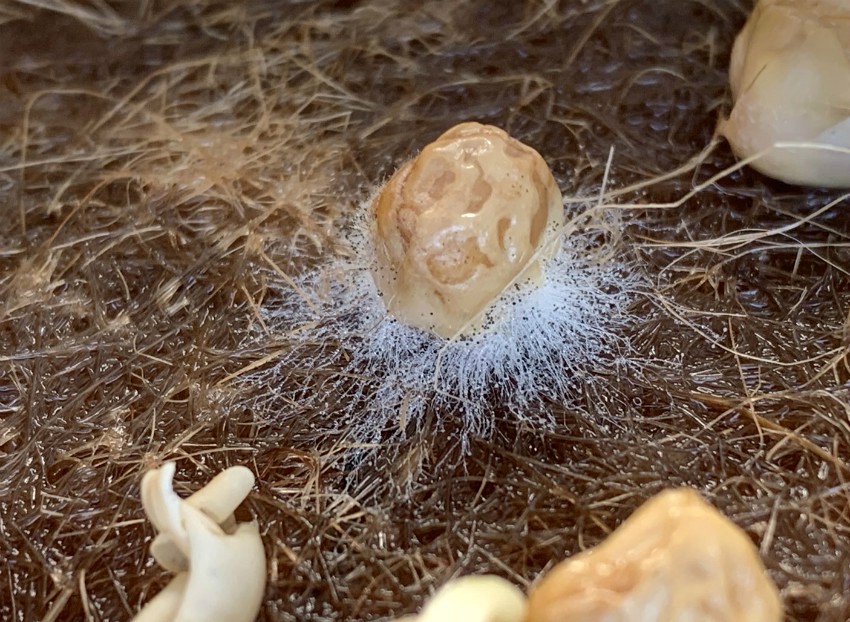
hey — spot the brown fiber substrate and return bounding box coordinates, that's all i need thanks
[1,1,849,620]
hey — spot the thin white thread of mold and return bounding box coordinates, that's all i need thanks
[240,194,642,464]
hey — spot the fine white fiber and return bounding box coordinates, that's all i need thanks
[240,188,641,471]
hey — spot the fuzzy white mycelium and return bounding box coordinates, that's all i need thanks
[246,122,637,467]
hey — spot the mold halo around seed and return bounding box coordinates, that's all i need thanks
[243,121,638,467]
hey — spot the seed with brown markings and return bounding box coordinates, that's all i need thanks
[371,122,564,338]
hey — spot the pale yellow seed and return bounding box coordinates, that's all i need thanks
[524,488,782,622]
[722,0,850,187]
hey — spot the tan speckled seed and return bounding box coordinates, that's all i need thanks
[524,489,782,622]
[371,122,564,338]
